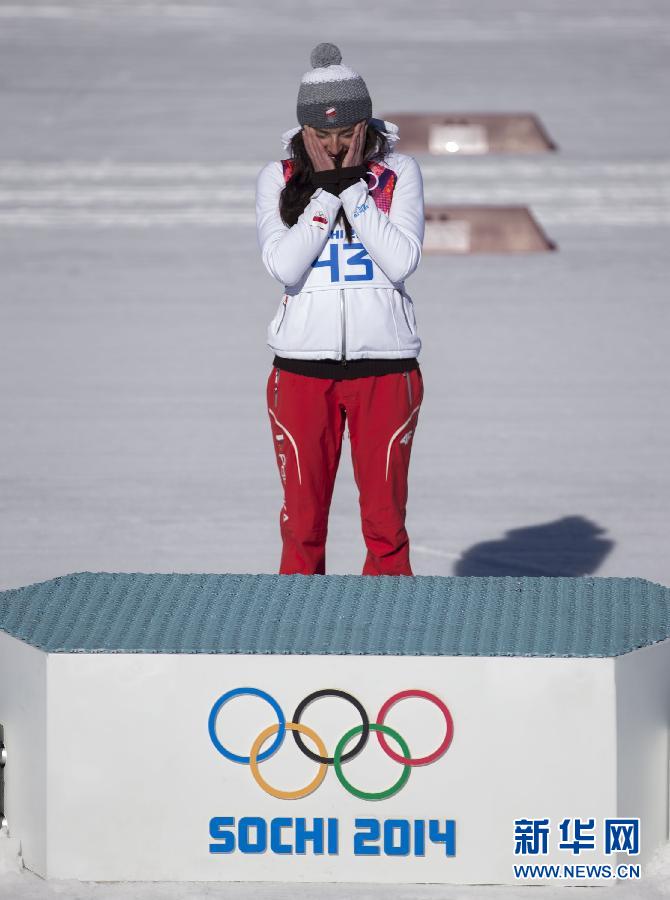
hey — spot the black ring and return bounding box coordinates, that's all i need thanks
[292,689,370,765]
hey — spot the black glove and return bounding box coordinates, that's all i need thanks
[311,164,368,197]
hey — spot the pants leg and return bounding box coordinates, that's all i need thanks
[266,367,345,574]
[344,368,424,576]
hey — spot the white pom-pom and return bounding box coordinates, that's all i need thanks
[310,43,342,68]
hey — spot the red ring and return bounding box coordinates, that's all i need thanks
[375,689,454,766]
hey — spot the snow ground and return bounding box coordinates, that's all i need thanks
[0,0,669,895]
[1,0,669,589]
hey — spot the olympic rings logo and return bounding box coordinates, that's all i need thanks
[208,687,454,801]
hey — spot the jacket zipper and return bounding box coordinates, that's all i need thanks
[340,288,347,365]
[405,370,413,406]
[274,367,280,408]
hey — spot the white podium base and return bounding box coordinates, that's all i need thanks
[1,632,667,884]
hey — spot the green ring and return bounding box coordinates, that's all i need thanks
[333,723,411,801]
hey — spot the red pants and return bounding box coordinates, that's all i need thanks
[266,366,424,575]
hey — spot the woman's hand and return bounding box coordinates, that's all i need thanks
[342,120,366,167]
[302,125,336,172]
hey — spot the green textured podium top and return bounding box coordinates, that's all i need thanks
[0,572,668,657]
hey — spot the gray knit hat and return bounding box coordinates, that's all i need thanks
[296,43,372,129]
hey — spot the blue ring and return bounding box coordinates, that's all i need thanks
[208,687,285,764]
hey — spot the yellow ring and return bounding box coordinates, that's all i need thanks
[249,722,328,800]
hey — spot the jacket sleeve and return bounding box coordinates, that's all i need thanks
[255,161,344,287]
[337,155,425,284]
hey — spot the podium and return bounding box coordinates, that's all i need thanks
[1,572,668,885]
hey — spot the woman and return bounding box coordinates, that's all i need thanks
[255,42,425,576]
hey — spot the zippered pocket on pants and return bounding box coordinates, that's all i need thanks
[405,370,413,406]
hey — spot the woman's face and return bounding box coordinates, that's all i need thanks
[311,120,366,164]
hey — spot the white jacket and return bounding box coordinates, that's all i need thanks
[255,145,425,360]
